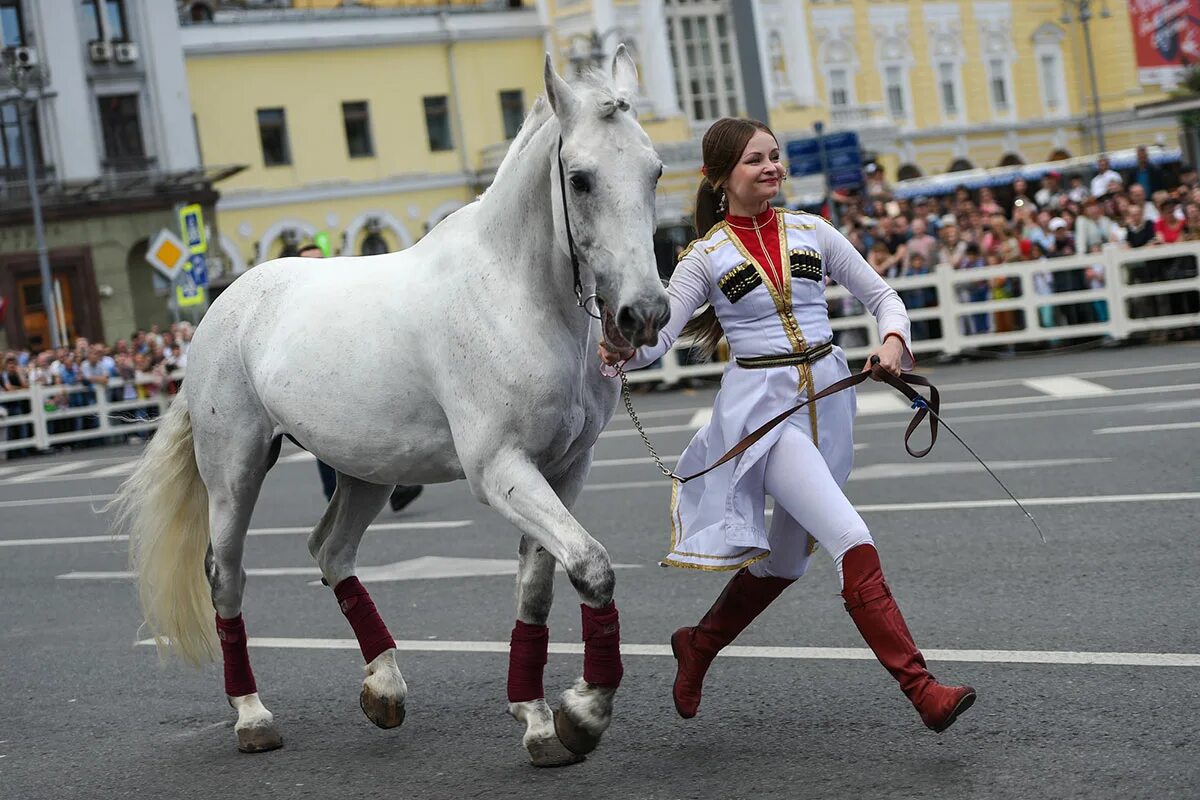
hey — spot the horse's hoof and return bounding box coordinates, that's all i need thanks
[236,723,283,754]
[553,707,602,756]
[360,684,406,729]
[527,733,587,768]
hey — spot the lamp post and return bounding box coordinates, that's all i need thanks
[1,56,61,350]
[1061,0,1112,154]
[567,29,623,78]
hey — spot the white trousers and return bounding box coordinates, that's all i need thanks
[748,423,874,586]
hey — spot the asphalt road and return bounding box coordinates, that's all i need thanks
[2,341,1198,800]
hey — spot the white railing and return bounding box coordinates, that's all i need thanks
[2,243,1196,452]
[0,376,177,455]
[622,241,1200,385]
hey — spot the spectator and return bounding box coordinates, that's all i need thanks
[937,216,968,266]
[1011,178,1034,211]
[1048,217,1075,256]
[1155,200,1185,243]
[905,216,938,267]
[1129,183,1159,222]
[1129,146,1167,195]
[1067,174,1090,204]
[1090,155,1123,198]
[1125,204,1156,248]
[1035,171,1067,211]
[1075,199,1117,253]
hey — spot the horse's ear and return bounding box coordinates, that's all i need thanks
[612,44,638,98]
[544,53,580,126]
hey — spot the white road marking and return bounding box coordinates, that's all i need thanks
[584,458,1110,491]
[851,492,1200,513]
[591,443,867,469]
[600,423,695,439]
[7,461,96,483]
[1094,421,1200,435]
[0,494,111,509]
[688,409,712,427]
[279,451,316,463]
[855,392,913,415]
[58,556,642,582]
[133,637,1200,668]
[0,519,473,548]
[88,460,139,477]
[1023,376,1113,398]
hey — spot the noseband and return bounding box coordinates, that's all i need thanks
[557,135,603,320]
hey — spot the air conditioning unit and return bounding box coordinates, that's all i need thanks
[12,46,38,67]
[114,42,139,64]
[89,40,113,63]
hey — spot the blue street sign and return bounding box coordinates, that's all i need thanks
[787,130,864,190]
[186,253,208,288]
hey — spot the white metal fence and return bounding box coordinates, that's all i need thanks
[624,241,1200,384]
[2,243,1197,453]
[0,377,176,454]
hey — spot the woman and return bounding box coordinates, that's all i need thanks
[600,118,974,732]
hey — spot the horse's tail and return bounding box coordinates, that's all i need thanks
[109,387,216,665]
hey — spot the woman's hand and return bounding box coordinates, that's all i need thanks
[598,341,635,367]
[863,335,905,380]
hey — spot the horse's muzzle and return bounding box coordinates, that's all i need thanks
[618,295,671,349]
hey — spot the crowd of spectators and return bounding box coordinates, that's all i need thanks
[830,145,1200,342]
[0,322,192,455]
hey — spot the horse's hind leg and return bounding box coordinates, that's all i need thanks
[195,421,281,754]
[307,473,405,729]
[477,453,620,760]
[507,534,582,767]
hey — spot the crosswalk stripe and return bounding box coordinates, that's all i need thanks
[89,461,139,477]
[8,461,96,483]
[1094,421,1200,435]
[132,637,1200,668]
[1023,376,1113,397]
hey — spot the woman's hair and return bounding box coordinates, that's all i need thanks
[682,117,777,360]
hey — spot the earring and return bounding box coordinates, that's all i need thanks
[717,190,728,215]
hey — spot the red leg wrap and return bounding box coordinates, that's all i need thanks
[216,613,257,697]
[506,620,549,703]
[580,602,623,688]
[334,577,396,664]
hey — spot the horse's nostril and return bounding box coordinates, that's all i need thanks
[616,306,639,335]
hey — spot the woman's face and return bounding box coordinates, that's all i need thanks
[723,130,782,212]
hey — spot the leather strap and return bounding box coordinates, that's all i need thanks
[676,363,939,484]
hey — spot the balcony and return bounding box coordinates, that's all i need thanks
[828,102,894,131]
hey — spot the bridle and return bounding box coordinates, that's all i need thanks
[557,135,603,320]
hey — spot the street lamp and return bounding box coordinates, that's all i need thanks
[566,29,622,78]
[0,53,62,350]
[1060,0,1112,153]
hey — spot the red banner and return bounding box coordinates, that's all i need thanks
[1130,0,1200,83]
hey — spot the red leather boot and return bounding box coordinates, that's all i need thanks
[840,544,976,732]
[671,568,794,718]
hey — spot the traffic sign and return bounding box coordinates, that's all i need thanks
[185,253,208,288]
[176,271,206,308]
[146,229,187,280]
[786,130,864,190]
[179,203,206,254]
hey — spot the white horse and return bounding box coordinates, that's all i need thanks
[110,48,669,767]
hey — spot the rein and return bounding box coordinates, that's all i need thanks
[611,356,1046,544]
[556,135,589,311]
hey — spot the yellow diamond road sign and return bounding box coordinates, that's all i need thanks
[147,229,188,280]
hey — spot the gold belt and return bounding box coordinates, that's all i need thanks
[735,341,834,370]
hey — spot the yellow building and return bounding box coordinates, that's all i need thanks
[181,0,1183,283]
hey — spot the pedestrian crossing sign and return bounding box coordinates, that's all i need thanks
[176,271,206,308]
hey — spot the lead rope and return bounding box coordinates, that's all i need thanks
[614,362,682,481]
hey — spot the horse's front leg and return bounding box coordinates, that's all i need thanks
[308,474,406,730]
[479,453,621,760]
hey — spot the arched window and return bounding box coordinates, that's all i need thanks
[1048,148,1071,161]
[360,233,388,256]
[999,153,1024,167]
[948,158,974,173]
[897,163,922,181]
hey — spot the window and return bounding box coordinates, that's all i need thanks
[423,95,453,152]
[499,89,525,141]
[342,101,373,158]
[884,65,906,118]
[97,94,146,169]
[827,67,849,108]
[256,107,291,166]
[665,0,744,124]
[988,58,1010,111]
[1039,52,1062,111]
[81,0,128,41]
[938,62,958,116]
[1,0,26,48]
[0,102,44,177]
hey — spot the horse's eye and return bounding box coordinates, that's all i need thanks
[656,165,664,182]
[569,174,591,194]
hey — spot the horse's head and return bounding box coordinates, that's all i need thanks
[544,47,671,350]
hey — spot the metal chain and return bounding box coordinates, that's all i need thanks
[614,363,682,482]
